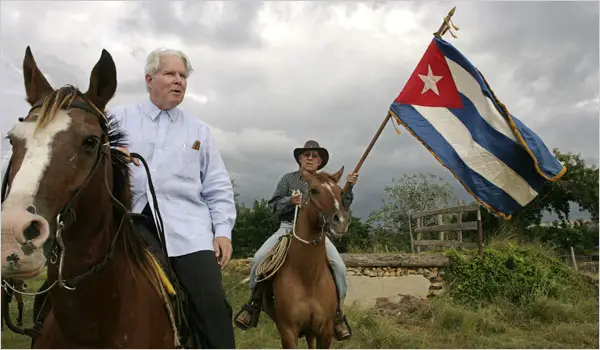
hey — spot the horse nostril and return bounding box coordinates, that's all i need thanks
[26,205,37,214]
[332,214,341,223]
[23,221,41,241]
[7,253,20,263]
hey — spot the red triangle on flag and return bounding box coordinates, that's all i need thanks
[394,39,463,109]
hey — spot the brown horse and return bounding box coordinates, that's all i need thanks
[0,47,180,348]
[262,168,350,349]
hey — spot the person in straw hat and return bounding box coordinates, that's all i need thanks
[234,140,358,341]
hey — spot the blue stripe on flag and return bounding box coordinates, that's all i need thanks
[509,115,565,178]
[434,36,565,180]
[390,103,523,215]
[449,93,547,192]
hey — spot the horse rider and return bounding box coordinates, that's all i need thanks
[234,140,358,341]
[111,48,237,349]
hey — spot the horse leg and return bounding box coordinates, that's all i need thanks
[279,327,299,349]
[316,327,334,349]
[305,333,316,349]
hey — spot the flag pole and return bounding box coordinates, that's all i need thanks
[342,112,392,193]
[342,6,458,194]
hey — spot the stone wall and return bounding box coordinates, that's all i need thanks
[227,253,449,298]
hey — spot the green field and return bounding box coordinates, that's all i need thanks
[2,265,598,349]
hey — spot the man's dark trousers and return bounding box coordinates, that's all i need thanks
[141,204,236,349]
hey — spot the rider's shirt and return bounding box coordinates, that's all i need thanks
[108,99,236,257]
[268,170,354,224]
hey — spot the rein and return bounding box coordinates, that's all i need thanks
[290,189,328,246]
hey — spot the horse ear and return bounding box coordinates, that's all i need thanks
[22,46,54,106]
[331,166,345,183]
[85,49,117,111]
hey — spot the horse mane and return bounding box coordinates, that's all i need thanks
[33,86,79,132]
[32,85,153,273]
[105,116,155,275]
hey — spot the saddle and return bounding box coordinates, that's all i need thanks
[130,214,198,349]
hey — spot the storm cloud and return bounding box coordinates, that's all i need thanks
[1,1,597,219]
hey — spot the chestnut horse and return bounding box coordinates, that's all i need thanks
[0,47,182,348]
[262,168,350,349]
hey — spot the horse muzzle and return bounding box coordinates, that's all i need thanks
[326,212,350,238]
[1,207,50,279]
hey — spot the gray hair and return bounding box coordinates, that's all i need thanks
[144,48,194,91]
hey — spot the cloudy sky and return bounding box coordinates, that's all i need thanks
[0,1,598,220]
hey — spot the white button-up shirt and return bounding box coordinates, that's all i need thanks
[109,99,236,257]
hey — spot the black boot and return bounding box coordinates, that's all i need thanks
[234,282,265,330]
[333,305,352,341]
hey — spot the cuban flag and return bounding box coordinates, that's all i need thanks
[389,36,566,219]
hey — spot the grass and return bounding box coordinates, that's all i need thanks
[2,265,598,349]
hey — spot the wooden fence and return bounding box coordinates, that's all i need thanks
[409,204,484,257]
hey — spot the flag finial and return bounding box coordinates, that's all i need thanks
[434,6,459,39]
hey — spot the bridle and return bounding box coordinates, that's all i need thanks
[290,182,344,246]
[1,88,126,292]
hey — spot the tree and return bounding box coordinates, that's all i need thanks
[367,173,459,233]
[231,199,279,258]
[333,216,373,253]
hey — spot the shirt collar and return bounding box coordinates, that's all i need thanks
[141,98,179,123]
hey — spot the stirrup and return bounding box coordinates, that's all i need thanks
[334,314,352,341]
[234,303,261,330]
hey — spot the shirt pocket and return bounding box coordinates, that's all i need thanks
[176,143,202,182]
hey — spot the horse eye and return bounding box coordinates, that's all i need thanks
[82,136,99,151]
[310,188,319,195]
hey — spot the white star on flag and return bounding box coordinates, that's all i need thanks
[418,64,443,95]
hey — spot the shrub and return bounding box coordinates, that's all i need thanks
[443,243,595,307]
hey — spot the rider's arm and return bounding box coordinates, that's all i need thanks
[268,174,294,217]
[199,126,236,241]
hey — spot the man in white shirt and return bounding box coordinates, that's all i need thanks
[111,48,236,349]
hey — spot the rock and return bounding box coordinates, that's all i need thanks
[430,282,444,290]
[430,276,443,283]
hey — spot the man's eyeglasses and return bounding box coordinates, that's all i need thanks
[302,152,320,159]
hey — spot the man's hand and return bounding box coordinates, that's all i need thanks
[116,146,140,166]
[290,190,302,205]
[214,236,232,268]
[346,172,359,184]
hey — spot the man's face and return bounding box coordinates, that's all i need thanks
[300,151,322,172]
[146,55,188,110]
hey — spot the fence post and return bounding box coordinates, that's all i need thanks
[570,246,578,271]
[477,205,484,258]
[408,211,415,253]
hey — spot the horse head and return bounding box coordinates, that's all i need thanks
[1,46,119,280]
[303,166,350,239]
